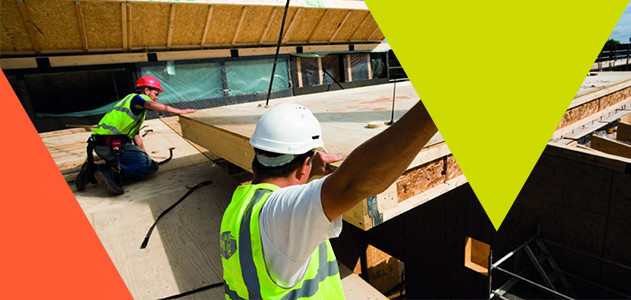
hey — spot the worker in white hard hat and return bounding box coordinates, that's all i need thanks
[220,101,437,299]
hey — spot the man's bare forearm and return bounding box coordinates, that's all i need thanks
[321,100,438,221]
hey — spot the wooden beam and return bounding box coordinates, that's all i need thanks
[74,1,89,52]
[166,4,177,50]
[307,9,328,43]
[329,10,352,43]
[238,46,296,56]
[201,5,214,48]
[346,53,352,82]
[232,6,248,46]
[122,3,132,52]
[617,122,631,143]
[0,57,38,69]
[296,56,303,87]
[259,7,277,44]
[281,8,303,44]
[48,53,148,67]
[121,3,127,50]
[349,11,372,42]
[16,0,41,54]
[366,53,372,80]
[318,56,323,85]
[591,135,631,159]
[156,49,231,61]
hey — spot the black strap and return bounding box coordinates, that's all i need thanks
[140,180,213,249]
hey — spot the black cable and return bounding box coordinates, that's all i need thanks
[140,180,213,249]
[322,68,344,90]
[265,0,291,106]
[157,281,224,300]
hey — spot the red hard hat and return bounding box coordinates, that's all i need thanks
[136,75,163,92]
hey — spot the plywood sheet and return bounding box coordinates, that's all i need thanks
[235,5,276,44]
[76,162,238,300]
[82,1,122,49]
[1,0,33,52]
[170,3,208,46]
[28,0,82,50]
[132,2,170,47]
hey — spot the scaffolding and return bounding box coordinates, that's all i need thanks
[489,235,631,299]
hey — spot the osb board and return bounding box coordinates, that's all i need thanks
[557,99,601,129]
[27,0,82,50]
[205,5,251,45]
[355,17,382,41]
[170,4,209,46]
[2,0,378,55]
[330,10,369,42]
[307,9,354,42]
[82,1,122,49]
[132,2,171,47]
[445,155,463,181]
[235,5,277,44]
[283,7,325,43]
[397,158,444,203]
[1,0,33,52]
[75,162,238,300]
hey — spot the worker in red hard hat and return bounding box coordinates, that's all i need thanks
[75,75,197,195]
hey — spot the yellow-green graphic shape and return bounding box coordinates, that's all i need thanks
[365,0,628,230]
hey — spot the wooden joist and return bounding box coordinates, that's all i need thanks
[591,135,631,159]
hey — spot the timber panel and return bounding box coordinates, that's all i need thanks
[1,0,379,56]
[180,82,466,230]
[82,1,122,50]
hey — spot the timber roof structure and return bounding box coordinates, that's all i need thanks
[1,0,383,56]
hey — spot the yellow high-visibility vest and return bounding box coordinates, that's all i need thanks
[221,183,345,299]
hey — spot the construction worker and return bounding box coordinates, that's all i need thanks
[75,75,196,195]
[220,101,437,299]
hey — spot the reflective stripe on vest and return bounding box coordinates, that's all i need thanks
[221,184,345,300]
[92,93,148,139]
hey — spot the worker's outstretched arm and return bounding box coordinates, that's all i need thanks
[144,101,197,114]
[321,100,438,221]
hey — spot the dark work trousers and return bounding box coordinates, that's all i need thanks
[94,143,158,180]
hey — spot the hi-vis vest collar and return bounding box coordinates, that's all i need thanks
[221,184,344,300]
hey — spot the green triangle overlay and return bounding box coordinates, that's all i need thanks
[365,1,628,230]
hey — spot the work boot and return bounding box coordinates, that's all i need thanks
[94,165,124,195]
[75,161,96,191]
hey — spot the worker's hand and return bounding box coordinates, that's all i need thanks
[310,151,343,177]
[178,108,197,114]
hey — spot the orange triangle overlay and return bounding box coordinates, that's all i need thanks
[0,70,131,298]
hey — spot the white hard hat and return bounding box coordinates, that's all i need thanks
[250,103,325,158]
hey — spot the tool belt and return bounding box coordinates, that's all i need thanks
[90,135,131,147]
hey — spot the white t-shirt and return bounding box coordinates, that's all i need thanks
[258,177,343,288]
